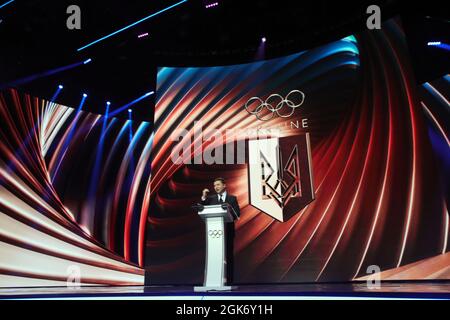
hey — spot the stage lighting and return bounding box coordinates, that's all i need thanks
[427,41,450,51]
[80,225,91,236]
[51,84,64,101]
[107,101,111,105]
[128,109,132,113]
[77,0,188,51]
[0,0,15,10]
[83,58,92,64]
[0,59,91,90]
[255,37,267,60]
[108,91,154,117]
[83,93,88,98]
[138,32,149,39]
[205,2,219,9]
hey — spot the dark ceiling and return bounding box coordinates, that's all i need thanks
[0,0,448,121]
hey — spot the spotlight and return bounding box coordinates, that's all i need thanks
[128,109,132,113]
[427,41,450,51]
[51,84,64,101]
[83,58,92,64]
[83,93,88,98]
[109,91,154,117]
[255,37,267,60]
[77,0,188,51]
[105,101,111,117]
[80,225,91,236]
[0,0,15,10]
[205,2,219,9]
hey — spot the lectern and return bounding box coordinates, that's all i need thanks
[194,204,238,292]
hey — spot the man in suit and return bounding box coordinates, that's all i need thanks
[201,177,240,285]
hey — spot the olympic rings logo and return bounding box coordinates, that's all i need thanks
[244,90,306,121]
[208,230,223,238]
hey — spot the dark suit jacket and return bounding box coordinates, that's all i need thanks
[200,192,239,284]
[200,193,240,220]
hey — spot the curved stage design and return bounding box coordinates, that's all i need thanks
[0,18,448,288]
[0,90,145,287]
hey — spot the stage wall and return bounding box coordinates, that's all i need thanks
[0,18,448,287]
[147,18,450,284]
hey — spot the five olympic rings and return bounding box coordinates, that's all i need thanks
[244,90,306,121]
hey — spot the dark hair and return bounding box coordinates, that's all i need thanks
[213,177,226,184]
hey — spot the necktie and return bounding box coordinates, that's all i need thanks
[219,195,223,203]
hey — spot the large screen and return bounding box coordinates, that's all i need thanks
[147,18,449,284]
[0,17,448,287]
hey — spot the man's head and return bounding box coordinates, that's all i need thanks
[213,177,226,194]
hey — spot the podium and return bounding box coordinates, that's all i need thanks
[194,204,238,292]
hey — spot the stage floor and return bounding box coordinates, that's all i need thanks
[1,282,449,300]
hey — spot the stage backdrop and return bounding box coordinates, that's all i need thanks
[147,18,450,285]
[0,18,448,288]
[0,91,149,287]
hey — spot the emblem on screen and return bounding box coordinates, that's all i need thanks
[247,135,315,222]
[244,90,305,121]
[261,145,301,208]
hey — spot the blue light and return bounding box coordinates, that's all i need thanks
[342,36,358,44]
[428,41,450,51]
[77,0,188,51]
[0,0,15,10]
[128,111,133,142]
[437,43,450,51]
[105,102,111,118]
[109,91,154,117]
[128,109,132,113]
[52,92,88,179]
[83,58,92,64]
[0,60,87,90]
[51,85,64,102]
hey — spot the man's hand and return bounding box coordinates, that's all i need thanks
[202,188,210,200]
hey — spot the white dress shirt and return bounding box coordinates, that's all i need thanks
[202,190,227,202]
[218,191,227,203]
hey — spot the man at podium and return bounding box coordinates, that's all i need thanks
[201,177,240,284]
